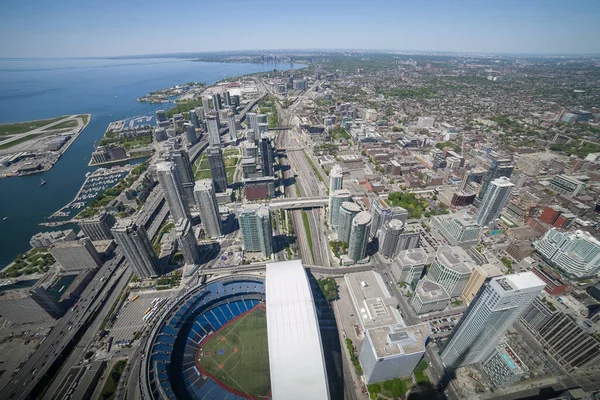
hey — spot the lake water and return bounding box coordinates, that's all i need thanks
[0,57,303,267]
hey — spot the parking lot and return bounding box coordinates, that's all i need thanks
[422,314,461,338]
[109,292,175,343]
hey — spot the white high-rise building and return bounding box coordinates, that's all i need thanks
[193,179,222,239]
[475,176,514,227]
[337,201,362,244]
[369,198,391,239]
[533,228,600,279]
[328,189,352,229]
[441,272,545,368]
[156,161,190,223]
[329,164,343,192]
[206,112,221,147]
[427,246,475,298]
[348,211,372,262]
[378,219,404,258]
[227,112,237,143]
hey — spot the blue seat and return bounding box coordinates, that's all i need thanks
[204,310,223,331]
[196,379,217,398]
[161,325,178,336]
[156,334,175,345]
[220,304,234,321]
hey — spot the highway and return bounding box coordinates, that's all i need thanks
[44,264,132,399]
[262,78,331,267]
[3,254,127,400]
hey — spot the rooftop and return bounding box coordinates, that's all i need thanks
[415,279,450,302]
[436,245,475,274]
[395,248,428,266]
[367,323,430,359]
[341,201,361,212]
[353,211,372,226]
[266,260,330,400]
[345,271,403,330]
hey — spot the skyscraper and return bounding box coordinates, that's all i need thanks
[329,164,343,192]
[260,133,273,177]
[427,245,475,297]
[227,111,237,143]
[238,204,273,258]
[348,211,372,262]
[247,112,258,133]
[247,129,257,146]
[378,219,404,258]
[79,212,116,241]
[479,158,514,199]
[475,176,514,227]
[337,201,362,243]
[184,123,197,146]
[328,189,352,229]
[441,272,545,368]
[212,93,222,110]
[167,149,196,208]
[206,112,221,147]
[369,198,391,239]
[207,147,228,193]
[223,91,232,106]
[189,110,200,129]
[155,110,167,123]
[194,179,222,239]
[175,218,201,266]
[156,161,190,223]
[202,96,211,113]
[112,219,161,278]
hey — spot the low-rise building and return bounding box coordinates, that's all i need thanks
[410,279,450,315]
[533,228,600,279]
[390,248,428,287]
[344,271,430,384]
[482,343,528,388]
[30,229,77,248]
[431,213,482,248]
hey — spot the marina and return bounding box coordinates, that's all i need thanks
[44,165,133,224]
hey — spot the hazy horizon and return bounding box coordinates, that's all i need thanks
[1,0,600,58]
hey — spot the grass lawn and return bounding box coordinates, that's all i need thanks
[223,148,240,157]
[198,306,270,399]
[198,158,210,170]
[414,359,431,385]
[301,211,315,261]
[226,166,236,182]
[43,119,78,130]
[195,169,212,180]
[0,132,48,150]
[99,359,127,400]
[0,117,64,136]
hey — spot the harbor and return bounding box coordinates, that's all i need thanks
[43,165,133,224]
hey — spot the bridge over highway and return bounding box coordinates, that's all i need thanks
[198,261,374,276]
[269,196,329,210]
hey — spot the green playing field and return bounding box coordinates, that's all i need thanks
[197,306,270,399]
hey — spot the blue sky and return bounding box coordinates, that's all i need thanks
[1,0,599,57]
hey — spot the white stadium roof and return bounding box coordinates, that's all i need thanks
[266,260,330,400]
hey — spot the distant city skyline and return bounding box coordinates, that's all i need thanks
[1,0,600,58]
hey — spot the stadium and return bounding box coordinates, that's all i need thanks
[141,275,269,400]
[141,260,337,400]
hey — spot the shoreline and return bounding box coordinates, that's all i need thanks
[0,114,92,179]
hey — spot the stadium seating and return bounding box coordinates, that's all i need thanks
[145,277,266,400]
